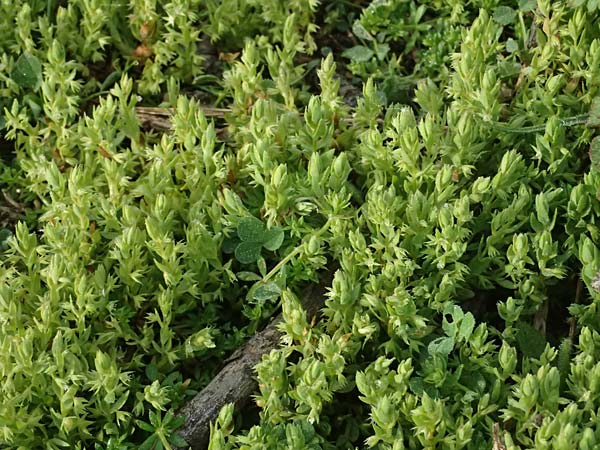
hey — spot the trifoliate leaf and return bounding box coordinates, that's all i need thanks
[493,6,517,26]
[222,236,240,254]
[342,46,375,63]
[235,241,262,264]
[253,282,282,302]
[263,227,284,251]
[237,216,265,242]
[11,53,42,90]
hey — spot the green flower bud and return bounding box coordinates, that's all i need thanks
[499,341,517,378]
[521,374,539,411]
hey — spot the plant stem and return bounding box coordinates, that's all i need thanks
[262,217,333,283]
[486,114,589,134]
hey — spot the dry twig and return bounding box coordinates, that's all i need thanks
[175,270,335,449]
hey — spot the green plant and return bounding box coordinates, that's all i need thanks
[3,0,600,449]
[231,216,284,264]
[136,410,187,450]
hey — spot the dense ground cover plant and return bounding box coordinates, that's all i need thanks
[3,0,600,449]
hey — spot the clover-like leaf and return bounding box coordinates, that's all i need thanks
[518,0,537,11]
[428,336,455,356]
[237,216,265,242]
[342,45,375,63]
[253,282,282,302]
[263,227,284,251]
[235,241,262,264]
[11,53,42,90]
[222,236,240,254]
[492,6,517,26]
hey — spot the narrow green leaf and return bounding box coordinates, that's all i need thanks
[235,241,262,264]
[138,437,156,450]
[48,438,71,448]
[146,364,159,382]
[169,415,185,429]
[263,227,284,251]
[168,433,188,447]
[11,53,42,89]
[136,420,156,433]
[237,216,266,242]
[257,256,267,277]
[237,271,262,281]
[352,21,374,41]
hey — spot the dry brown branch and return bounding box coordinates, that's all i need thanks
[175,270,335,449]
[492,423,507,450]
[136,106,230,130]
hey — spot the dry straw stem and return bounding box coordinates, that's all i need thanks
[136,106,230,130]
